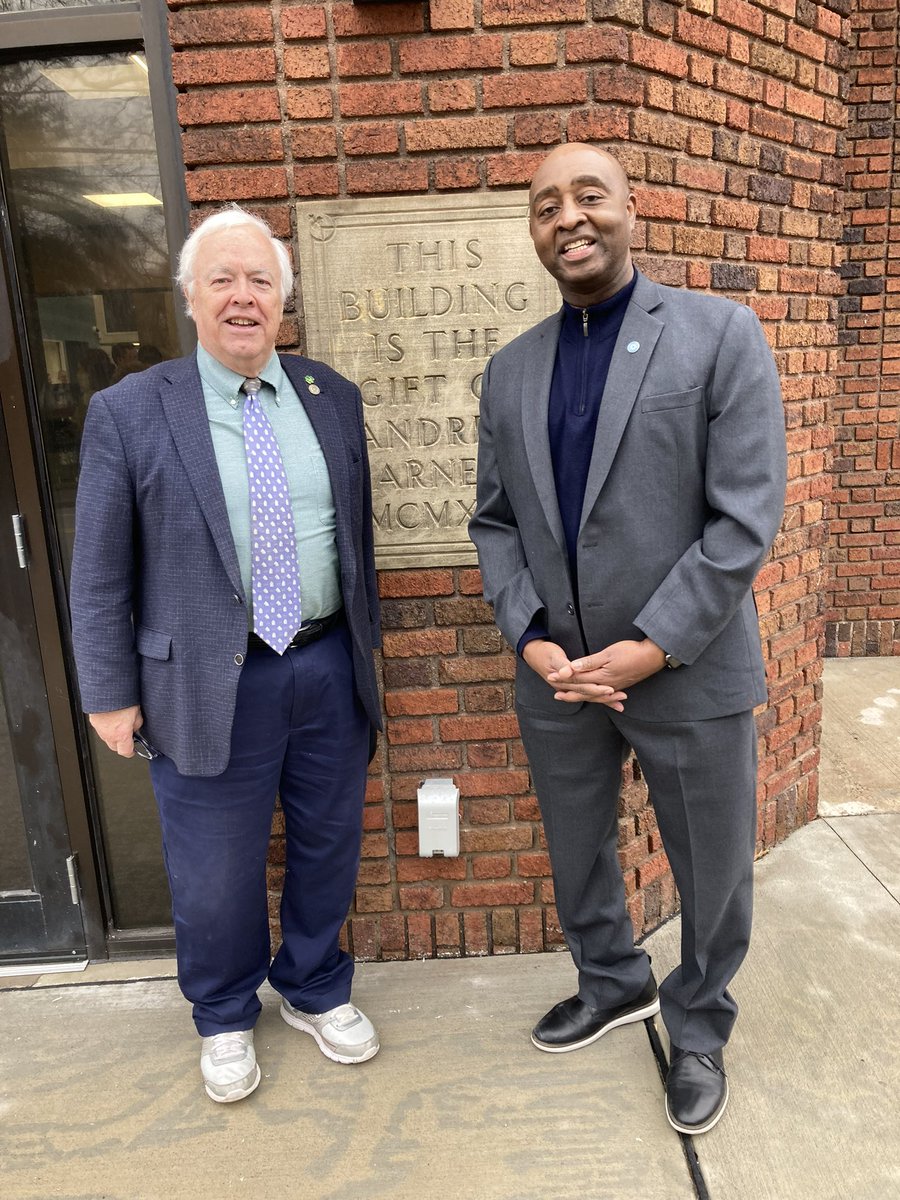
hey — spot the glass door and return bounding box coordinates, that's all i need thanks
[0,41,188,953]
[0,403,85,963]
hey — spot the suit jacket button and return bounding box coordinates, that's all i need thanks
[234,652,245,666]
[566,603,575,615]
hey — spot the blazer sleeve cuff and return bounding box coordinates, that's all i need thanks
[516,612,549,658]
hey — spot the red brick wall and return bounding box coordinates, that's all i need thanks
[830,0,900,657]
[169,0,848,959]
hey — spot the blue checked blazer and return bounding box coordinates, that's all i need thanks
[70,351,381,776]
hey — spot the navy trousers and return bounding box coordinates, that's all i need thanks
[150,620,370,1036]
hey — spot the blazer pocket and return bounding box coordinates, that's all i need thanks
[136,626,172,661]
[641,385,704,413]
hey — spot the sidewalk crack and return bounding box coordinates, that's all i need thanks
[823,816,900,905]
[645,1018,712,1200]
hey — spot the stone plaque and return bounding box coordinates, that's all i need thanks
[295,193,560,569]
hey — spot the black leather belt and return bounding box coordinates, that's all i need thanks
[247,610,342,653]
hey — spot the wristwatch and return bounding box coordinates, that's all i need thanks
[664,652,683,670]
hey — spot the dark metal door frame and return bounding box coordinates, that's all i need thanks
[0,0,190,960]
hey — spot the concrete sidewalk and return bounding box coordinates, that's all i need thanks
[2,657,898,1200]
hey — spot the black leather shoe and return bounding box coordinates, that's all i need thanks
[665,1045,729,1134]
[531,975,659,1053]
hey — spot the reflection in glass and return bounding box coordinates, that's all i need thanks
[0,53,179,582]
[0,678,33,892]
[90,745,172,929]
[0,51,180,932]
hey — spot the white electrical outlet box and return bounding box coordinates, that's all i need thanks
[417,778,460,858]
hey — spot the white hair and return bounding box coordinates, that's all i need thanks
[176,205,294,313]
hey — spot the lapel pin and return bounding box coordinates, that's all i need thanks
[627,341,640,354]
[304,374,321,395]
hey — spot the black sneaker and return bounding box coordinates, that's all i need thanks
[665,1045,729,1134]
[531,975,660,1053]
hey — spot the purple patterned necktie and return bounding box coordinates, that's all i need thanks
[241,377,303,654]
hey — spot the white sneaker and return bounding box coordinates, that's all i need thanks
[200,1030,261,1103]
[280,1000,380,1064]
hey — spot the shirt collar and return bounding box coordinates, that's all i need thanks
[561,269,637,334]
[196,344,284,409]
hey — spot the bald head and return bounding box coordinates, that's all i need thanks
[527,142,636,307]
[529,143,630,204]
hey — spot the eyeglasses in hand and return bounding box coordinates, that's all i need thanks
[132,731,159,760]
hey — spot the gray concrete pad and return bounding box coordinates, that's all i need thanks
[645,819,900,1200]
[820,658,900,815]
[30,955,177,988]
[0,956,177,988]
[4,656,898,1198]
[826,812,900,903]
[0,953,694,1200]
[0,974,40,990]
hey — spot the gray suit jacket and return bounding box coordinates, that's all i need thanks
[469,271,787,722]
[70,351,381,776]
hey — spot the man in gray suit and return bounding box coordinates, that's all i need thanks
[470,144,786,1134]
[70,207,382,1103]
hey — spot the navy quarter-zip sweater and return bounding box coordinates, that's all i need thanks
[550,270,637,571]
[518,269,637,656]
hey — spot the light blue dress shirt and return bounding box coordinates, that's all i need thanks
[197,344,341,625]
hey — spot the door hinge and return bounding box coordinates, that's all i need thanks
[11,514,28,568]
[65,854,81,906]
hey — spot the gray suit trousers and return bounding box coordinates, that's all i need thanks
[517,700,757,1053]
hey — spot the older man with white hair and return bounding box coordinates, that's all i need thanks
[70,206,383,1102]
